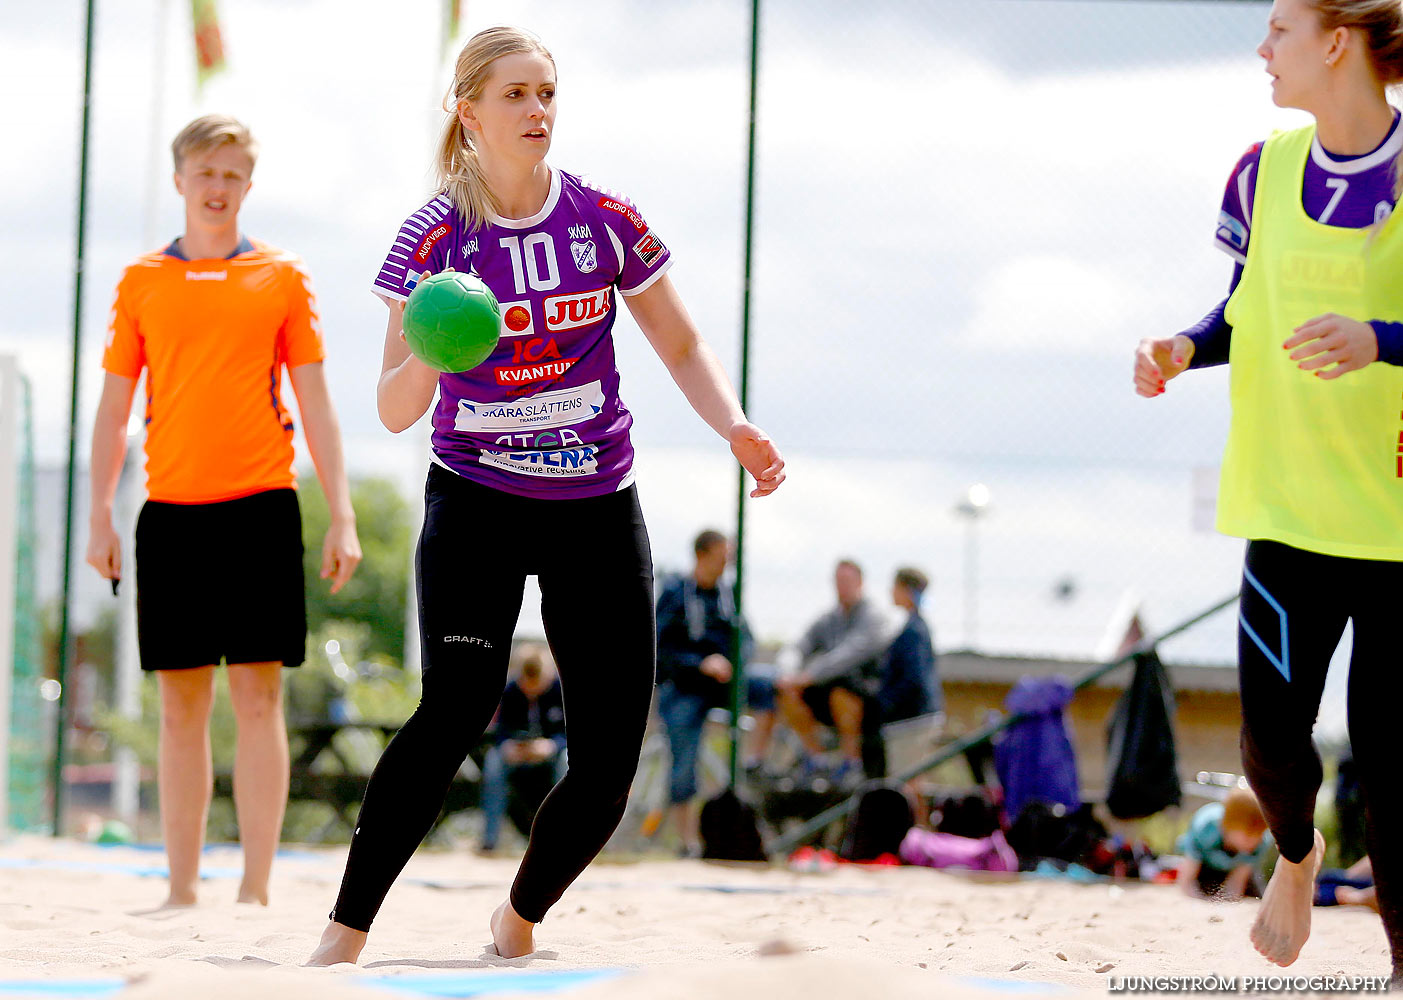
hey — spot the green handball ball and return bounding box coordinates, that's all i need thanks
[402,271,502,373]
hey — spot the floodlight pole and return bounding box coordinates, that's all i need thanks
[54,0,98,837]
[729,0,762,791]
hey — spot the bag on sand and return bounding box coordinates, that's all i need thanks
[699,789,767,862]
[840,781,915,861]
[993,677,1080,822]
[899,827,1018,872]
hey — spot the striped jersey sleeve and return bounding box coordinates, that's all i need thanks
[578,178,673,296]
[373,194,457,302]
[1214,143,1262,265]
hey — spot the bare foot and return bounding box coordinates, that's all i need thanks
[304,920,368,967]
[237,883,269,906]
[490,900,535,958]
[1251,829,1324,967]
[162,889,197,908]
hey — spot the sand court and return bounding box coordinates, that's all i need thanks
[0,834,1390,998]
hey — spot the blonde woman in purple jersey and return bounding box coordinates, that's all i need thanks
[307,27,784,965]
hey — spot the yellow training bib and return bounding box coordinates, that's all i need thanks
[1221,125,1403,561]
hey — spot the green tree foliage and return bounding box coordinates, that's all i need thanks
[98,620,422,842]
[298,476,412,662]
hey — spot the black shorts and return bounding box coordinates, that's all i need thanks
[802,677,869,728]
[134,488,307,671]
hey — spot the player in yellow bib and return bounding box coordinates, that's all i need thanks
[1134,0,1403,981]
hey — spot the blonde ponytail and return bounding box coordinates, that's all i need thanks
[435,112,498,232]
[435,26,555,232]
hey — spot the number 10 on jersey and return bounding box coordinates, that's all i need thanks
[500,234,561,294]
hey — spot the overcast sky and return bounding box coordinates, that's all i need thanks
[11,0,1359,732]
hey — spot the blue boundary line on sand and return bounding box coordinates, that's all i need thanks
[0,979,126,998]
[954,976,1074,995]
[0,858,243,880]
[356,969,1070,999]
[91,842,327,861]
[357,969,628,998]
[404,877,886,898]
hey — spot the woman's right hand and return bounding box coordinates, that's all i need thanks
[1133,335,1194,397]
[378,269,444,432]
[729,421,785,497]
[395,270,438,344]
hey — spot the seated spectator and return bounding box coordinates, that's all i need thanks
[479,645,566,853]
[776,559,888,786]
[876,567,940,726]
[1316,856,1378,911]
[875,566,944,779]
[654,529,751,856]
[1176,784,1272,901]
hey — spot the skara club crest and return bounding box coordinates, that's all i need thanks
[570,240,598,274]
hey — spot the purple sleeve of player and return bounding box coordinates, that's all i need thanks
[372,194,457,302]
[589,189,674,296]
[1213,143,1262,265]
[1373,322,1403,366]
[1182,264,1244,369]
[1182,298,1231,370]
[1182,146,1261,369]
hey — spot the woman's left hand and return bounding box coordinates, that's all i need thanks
[729,422,786,497]
[1284,314,1378,378]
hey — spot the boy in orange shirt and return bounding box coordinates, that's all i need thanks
[86,115,361,907]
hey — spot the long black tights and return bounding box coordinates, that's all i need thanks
[330,467,655,928]
[1238,540,1403,976]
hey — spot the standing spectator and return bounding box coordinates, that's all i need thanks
[655,530,749,856]
[85,114,362,907]
[776,559,888,785]
[876,567,939,726]
[480,645,567,853]
[1334,748,1367,868]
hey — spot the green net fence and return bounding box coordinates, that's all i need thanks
[10,374,46,831]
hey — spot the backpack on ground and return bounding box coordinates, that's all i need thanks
[839,781,915,861]
[699,788,767,862]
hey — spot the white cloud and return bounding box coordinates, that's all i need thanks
[958,256,1131,352]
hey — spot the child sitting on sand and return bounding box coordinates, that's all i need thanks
[1177,785,1272,901]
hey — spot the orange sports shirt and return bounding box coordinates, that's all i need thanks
[102,237,326,504]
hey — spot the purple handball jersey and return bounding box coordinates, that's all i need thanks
[373,168,673,499]
[1214,110,1402,260]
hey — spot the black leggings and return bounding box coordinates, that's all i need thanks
[331,465,655,928]
[1237,540,1403,974]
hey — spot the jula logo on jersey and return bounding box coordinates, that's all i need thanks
[543,287,610,332]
